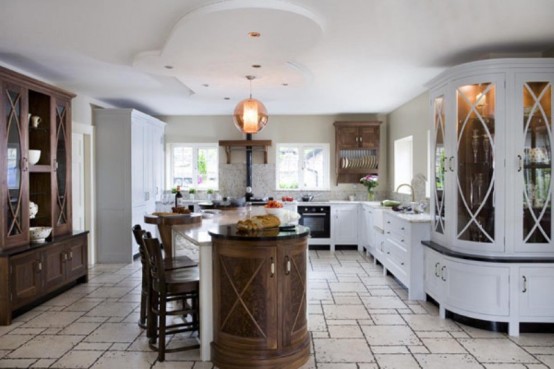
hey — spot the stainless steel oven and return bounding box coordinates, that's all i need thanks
[298,205,331,238]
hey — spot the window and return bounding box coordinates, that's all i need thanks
[276,144,330,191]
[394,136,413,193]
[167,143,218,191]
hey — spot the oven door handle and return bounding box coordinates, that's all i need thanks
[300,213,327,216]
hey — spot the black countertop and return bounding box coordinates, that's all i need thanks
[209,225,310,241]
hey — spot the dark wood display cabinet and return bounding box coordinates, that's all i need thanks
[210,226,310,369]
[334,121,381,184]
[0,66,88,325]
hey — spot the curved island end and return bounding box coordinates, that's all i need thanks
[209,225,310,369]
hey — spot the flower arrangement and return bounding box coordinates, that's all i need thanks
[360,175,378,200]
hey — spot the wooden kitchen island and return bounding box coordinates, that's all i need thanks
[209,225,310,369]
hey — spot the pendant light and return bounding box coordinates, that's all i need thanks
[233,75,268,134]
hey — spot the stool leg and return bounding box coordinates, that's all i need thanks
[139,268,148,328]
[159,293,167,362]
[147,290,157,343]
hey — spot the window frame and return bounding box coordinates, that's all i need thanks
[166,142,219,191]
[394,135,414,193]
[275,143,330,191]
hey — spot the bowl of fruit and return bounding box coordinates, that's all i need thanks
[264,200,284,216]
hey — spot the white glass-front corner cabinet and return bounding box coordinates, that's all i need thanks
[426,58,554,335]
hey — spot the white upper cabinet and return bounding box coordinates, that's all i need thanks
[428,59,553,257]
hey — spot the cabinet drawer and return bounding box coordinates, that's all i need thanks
[384,239,408,284]
[384,214,408,238]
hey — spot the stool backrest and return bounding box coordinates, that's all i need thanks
[142,232,166,292]
[132,224,148,265]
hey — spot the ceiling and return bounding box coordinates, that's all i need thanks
[1,0,553,116]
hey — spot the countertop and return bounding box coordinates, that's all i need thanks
[209,224,310,241]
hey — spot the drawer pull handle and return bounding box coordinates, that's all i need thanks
[270,257,275,277]
[285,256,291,275]
[517,154,523,172]
[401,262,405,266]
[434,262,440,277]
[401,227,405,231]
[36,261,42,272]
[441,265,447,281]
[448,156,455,172]
[522,275,527,293]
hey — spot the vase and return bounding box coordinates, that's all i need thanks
[367,191,375,201]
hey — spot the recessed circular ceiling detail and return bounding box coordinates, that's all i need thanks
[133,0,324,100]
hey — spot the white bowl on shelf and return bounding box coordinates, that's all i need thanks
[29,226,52,242]
[28,150,41,165]
[264,207,285,217]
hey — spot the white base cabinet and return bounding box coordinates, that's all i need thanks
[424,246,554,336]
[380,212,430,300]
[95,109,165,263]
[331,203,359,251]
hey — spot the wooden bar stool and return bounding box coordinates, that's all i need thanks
[142,233,200,362]
[132,225,197,328]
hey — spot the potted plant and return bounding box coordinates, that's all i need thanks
[188,187,196,200]
[206,188,214,201]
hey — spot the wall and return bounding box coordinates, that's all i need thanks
[386,92,430,200]
[161,114,388,200]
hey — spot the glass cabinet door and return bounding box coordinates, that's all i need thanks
[432,95,447,238]
[519,80,552,250]
[455,82,498,248]
[53,100,71,234]
[3,83,28,245]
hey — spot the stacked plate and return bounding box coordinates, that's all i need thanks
[341,156,378,169]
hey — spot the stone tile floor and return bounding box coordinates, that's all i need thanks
[1,250,553,368]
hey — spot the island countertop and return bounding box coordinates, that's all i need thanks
[209,224,309,241]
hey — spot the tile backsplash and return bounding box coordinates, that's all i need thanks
[216,163,380,201]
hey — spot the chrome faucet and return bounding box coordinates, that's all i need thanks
[395,183,415,202]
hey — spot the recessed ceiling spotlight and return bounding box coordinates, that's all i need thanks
[224,97,230,100]
[164,65,173,69]
[248,31,261,38]
[202,83,209,87]
[252,64,261,68]
[282,83,289,86]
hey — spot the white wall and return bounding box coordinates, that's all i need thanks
[386,92,430,195]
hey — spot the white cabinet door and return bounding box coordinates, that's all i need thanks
[362,205,375,254]
[519,266,554,318]
[444,258,510,317]
[332,204,359,246]
[512,74,553,254]
[424,248,445,301]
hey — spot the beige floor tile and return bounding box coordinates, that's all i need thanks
[371,346,410,354]
[317,364,358,369]
[535,355,554,368]
[408,345,430,354]
[84,322,142,343]
[62,298,104,312]
[7,335,82,359]
[0,358,38,368]
[329,282,367,293]
[483,364,528,369]
[89,351,157,369]
[362,325,421,346]
[86,301,137,317]
[334,295,363,304]
[361,296,407,309]
[59,322,102,336]
[371,314,405,325]
[313,338,374,363]
[30,358,57,368]
[0,334,34,350]
[421,338,468,353]
[526,346,554,354]
[23,311,84,329]
[509,333,554,347]
[402,315,461,332]
[152,362,195,368]
[327,319,358,326]
[73,342,111,351]
[323,304,369,320]
[375,353,421,369]
[458,338,538,363]
[414,353,485,369]
[51,350,104,368]
[309,289,333,301]
[308,314,327,332]
[328,325,364,338]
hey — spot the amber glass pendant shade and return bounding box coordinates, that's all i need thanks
[233,97,268,134]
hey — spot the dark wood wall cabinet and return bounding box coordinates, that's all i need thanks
[334,121,382,184]
[211,230,310,369]
[0,66,87,325]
